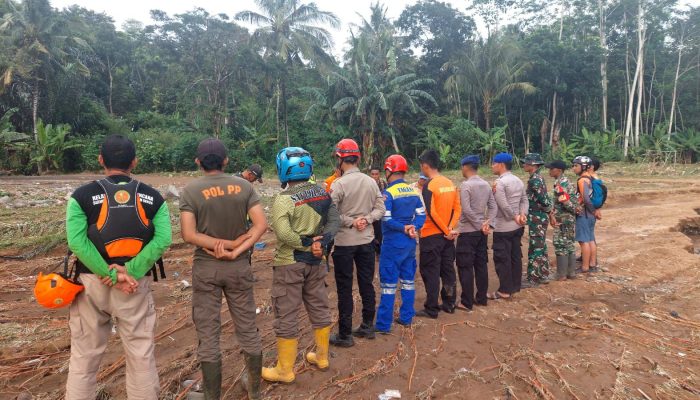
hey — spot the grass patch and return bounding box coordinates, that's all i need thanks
[0,206,66,257]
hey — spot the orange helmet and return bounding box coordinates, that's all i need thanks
[34,272,84,309]
[384,154,409,174]
[334,139,361,159]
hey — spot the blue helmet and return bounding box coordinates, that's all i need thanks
[276,147,313,183]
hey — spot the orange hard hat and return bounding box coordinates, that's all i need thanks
[334,139,361,159]
[34,272,84,309]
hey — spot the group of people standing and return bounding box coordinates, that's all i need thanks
[61,134,603,400]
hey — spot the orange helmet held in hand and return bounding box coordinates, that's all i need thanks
[334,139,361,159]
[384,154,409,174]
[35,252,84,309]
[34,272,84,309]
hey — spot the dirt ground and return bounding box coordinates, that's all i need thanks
[2,164,700,400]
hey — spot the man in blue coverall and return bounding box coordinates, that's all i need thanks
[376,154,427,333]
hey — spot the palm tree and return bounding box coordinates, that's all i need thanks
[444,34,536,131]
[236,0,340,146]
[0,0,89,173]
[300,78,340,132]
[331,51,436,167]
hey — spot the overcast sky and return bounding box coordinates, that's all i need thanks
[49,0,699,59]
[50,0,425,58]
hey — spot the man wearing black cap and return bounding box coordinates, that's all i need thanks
[456,155,496,310]
[545,160,578,280]
[237,164,264,184]
[179,138,268,400]
[65,134,172,399]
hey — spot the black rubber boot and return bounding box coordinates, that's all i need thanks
[352,321,376,339]
[567,253,577,278]
[201,360,222,400]
[329,332,355,347]
[241,352,262,400]
[556,255,568,280]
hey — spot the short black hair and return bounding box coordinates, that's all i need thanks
[503,161,513,171]
[591,158,601,171]
[370,166,381,172]
[463,163,479,172]
[342,155,359,165]
[200,154,224,172]
[418,149,440,170]
[101,134,136,170]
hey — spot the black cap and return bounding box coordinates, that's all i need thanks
[196,138,227,160]
[100,134,136,170]
[248,164,263,183]
[545,160,568,170]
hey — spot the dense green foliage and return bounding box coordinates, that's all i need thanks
[0,0,698,174]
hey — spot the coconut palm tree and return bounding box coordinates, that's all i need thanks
[331,50,436,167]
[0,0,89,173]
[444,34,536,131]
[236,0,340,146]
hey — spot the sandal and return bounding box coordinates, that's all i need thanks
[487,291,512,300]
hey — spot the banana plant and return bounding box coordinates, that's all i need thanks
[31,120,81,172]
[0,108,29,150]
[476,125,507,163]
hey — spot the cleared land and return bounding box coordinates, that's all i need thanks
[1,163,700,399]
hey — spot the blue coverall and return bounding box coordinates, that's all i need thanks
[376,179,426,332]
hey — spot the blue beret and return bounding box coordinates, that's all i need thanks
[461,154,480,166]
[493,152,513,163]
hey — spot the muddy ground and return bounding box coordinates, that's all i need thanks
[1,163,700,400]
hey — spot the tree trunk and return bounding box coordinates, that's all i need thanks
[549,89,558,147]
[32,80,43,175]
[275,81,280,141]
[550,7,564,147]
[668,28,684,137]
[107,55,114,116]
[391,130,400,153]
[599,0,608,131]
[483,96,492,132]
[645,53,656,135]
[539,117,549,154]
[281,80,289,147]
[623,0,645,158]
[634,0,646,147]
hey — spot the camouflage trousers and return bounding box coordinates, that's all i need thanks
[553,213,576,256]
[527,211,550,282]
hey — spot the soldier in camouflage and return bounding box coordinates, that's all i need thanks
[545,160,579,280]
[522,153,552,286]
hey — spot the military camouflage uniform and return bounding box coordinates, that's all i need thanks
[552,175,578,256]
[526,167,552,282]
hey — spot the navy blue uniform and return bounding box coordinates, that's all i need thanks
[376,179,426,331]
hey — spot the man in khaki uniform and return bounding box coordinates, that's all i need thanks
[65,135,172,399]
[180,138,267,400]
[329,139,386,347]
[261,147,340,383]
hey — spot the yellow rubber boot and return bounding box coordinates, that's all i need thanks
[262,338,297,384]
[306,326,330,370]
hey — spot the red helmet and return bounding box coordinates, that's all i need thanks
[384,154,409,173]
[335,139,361,159]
